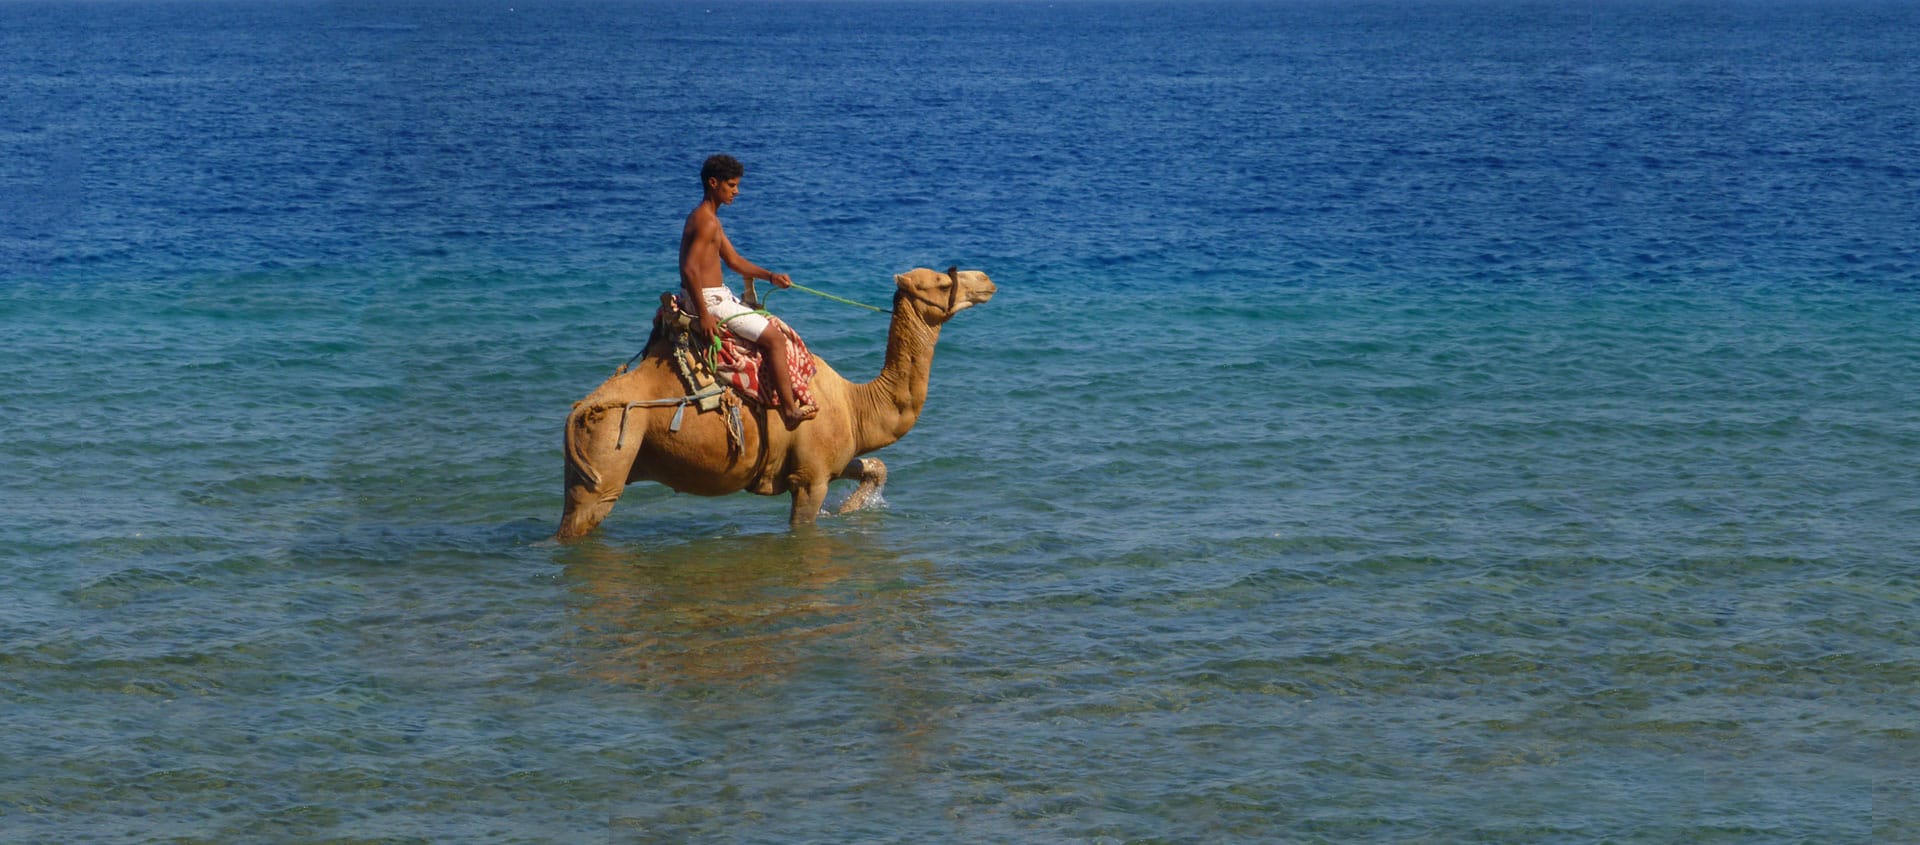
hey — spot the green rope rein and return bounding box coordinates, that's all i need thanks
[765,282,891,314]
[692,282,890,373]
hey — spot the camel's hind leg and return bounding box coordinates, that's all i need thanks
[556,405,641,542]
[557,469,624,542]
[832,457,888,516]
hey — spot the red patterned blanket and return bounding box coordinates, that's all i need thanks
[656,301,816,412]
[716,315,817,411]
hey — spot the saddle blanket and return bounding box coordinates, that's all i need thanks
[658,301,817,412]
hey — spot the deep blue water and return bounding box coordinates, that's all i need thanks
[4,1,1919,841]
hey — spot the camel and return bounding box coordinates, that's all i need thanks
[556,267,996,540]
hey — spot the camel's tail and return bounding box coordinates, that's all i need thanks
[563,400,605,491]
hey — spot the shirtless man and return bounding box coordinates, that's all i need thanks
[679,154,817,426]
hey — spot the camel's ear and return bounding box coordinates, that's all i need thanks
[894,273,911,288]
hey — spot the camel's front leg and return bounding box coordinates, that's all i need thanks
[832,457,887,515]
[789,478,830,527]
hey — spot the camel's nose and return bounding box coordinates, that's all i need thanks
[972,275,998,302]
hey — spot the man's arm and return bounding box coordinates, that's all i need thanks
[680,214,722,336]
[683,287,717,339]
[715,227,791,288]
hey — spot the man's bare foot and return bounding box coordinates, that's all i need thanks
[780,403,818,427]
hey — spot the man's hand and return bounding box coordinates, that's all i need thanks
[769,272,793,289]
[700,310,718,338]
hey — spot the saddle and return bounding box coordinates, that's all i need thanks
[649,294,728,414]
[627,289,817,416]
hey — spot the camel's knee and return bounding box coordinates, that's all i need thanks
[833,458,888,515]
[556,483,623,541]
[835,457,886,483]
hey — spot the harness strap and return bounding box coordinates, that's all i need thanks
[615,383,729,449]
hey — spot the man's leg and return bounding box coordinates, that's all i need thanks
[756,331,817,426]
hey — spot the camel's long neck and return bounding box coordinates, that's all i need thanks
[850,301,941,454]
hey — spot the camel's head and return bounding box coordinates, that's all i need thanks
[893,267,996,325]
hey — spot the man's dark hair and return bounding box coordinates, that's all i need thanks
[701,154,743,184]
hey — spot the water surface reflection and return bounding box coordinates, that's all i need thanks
[557,529,945,694]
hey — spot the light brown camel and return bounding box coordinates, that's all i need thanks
[556,267,996,540]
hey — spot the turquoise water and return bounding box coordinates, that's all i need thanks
[6,1,1920,841]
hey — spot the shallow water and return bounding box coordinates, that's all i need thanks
[5,0,1920,841]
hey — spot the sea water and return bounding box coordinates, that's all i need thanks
[3,0,1918,840]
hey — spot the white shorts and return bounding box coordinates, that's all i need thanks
[682,285,771,341]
